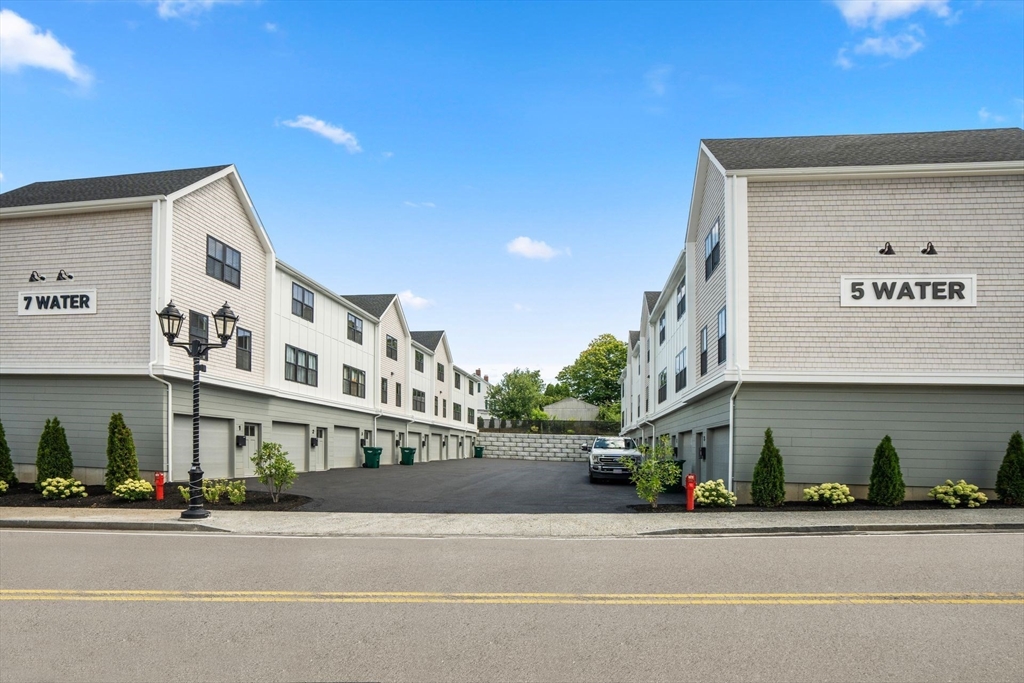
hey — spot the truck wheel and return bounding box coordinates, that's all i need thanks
[589,472,597,484]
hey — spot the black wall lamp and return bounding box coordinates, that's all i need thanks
[921,242,938,255]
[57,270,74,281]
[28,271,45,282]
[879,242,895,255]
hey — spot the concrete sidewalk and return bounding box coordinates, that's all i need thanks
[2,505,1022,538]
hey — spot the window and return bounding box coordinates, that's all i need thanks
[381,378,388,404]
[453,403,462,421]
[658,370,667,403]
[442,399,447,418]
[675,348,687,391]
[386,335,398,361]
[206,236,240,288]
[676,279,686,319]
[704,220,721,280]
[342,365,365,397]
[189,310,208,345]
[291,283,314,322]
[658,313,666,345]
[467,407,475,424]
[455,373,461,389]
[413,389,426,413]
[236,328,251,371]
[415,350,424,372]
[469,380,474,396]
[434,396,439,416]
[637,395,640,417]
[396,383,402,408]
[437,363,445,382]
[347,313,363,344]
[701,326,708,375]
[285,345,318,386]
[718,306,727,365]
[645,388,649,412]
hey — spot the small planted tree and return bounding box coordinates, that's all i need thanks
[0,419,17,487]
[621,435,681,509]
[995,431,1024,506]
[750,427,786,507]
[251,441,297,503]
[868,435,905,506]
[35,417,74,491]
[105,413,140,493]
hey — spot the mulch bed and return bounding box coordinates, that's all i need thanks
[0,483,311,512]
[628,499,1015,513]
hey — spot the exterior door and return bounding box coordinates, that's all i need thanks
[709,426,730,485]
[315,427,328,470]
[242,423,261,477]
[332,427,359,468]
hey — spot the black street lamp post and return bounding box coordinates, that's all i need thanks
[156,300,239,519]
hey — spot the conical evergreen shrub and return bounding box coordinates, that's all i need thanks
[751,427,786,507]
[995,431,1024,506]
[0,419,17,486]
[35,417,74,490]
[868,435,905,506]
[105,413,139,493]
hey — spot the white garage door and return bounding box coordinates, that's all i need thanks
[273,422,307,472]
[377,430,394,465]
[429,434,441,462]
[332,427,359,468]
[172,415,231,481]
[408,432,422,462]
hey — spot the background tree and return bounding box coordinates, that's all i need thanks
[868,435,905,506]
[35,417,74,490]
[539,382,571,408]
[488,368,545,420]
[105,412,140,493]
[555,334,628,406]
[750,427,786,507]
[0,419,17,486]
[597,401,622,423]
[995,431,1024,505]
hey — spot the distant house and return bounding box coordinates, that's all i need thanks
[544,397,599,421]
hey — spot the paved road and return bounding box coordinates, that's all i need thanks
[1,530,1021,682]
[282,458,660,513]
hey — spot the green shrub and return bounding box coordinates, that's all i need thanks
[929,480,988,508]
[868,435,905,506]
[35,418,74,490]
[178,484,191,503]
[0,480,8,495]
[804,483,855,506]
[40,477,87,499]
[995,431,1024,506]
[225,480,246,505]
[621,435,681,509]
[751,427,786,507]
[694,479,737,507]
[251,442,297,503]
[0,419,17,486]
[202,479,228,504]
[104,413,140,493]
[113,478,154,501]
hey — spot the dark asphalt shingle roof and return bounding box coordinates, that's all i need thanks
[629,330,640,349]
[342,294,395,319]
[411,330,445,351]
[0,165,232,209]
[702,128,1024,171]
[644,291,661,312]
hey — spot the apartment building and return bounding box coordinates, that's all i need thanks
[621,128,1024,501]
[0,165,485,483]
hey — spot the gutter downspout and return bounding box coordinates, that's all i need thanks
[728,370,743,492]
[640,419,656,448]
[148,362,173,482]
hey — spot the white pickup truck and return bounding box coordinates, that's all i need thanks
[581,437,642,483]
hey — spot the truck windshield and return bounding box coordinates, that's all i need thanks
[594,438,636,449]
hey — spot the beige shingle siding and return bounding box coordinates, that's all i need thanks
[0,208,152,367]
[746,174,1024,374]
[379,302,408,416]
[170,177,267,383]
[695,162,727,386]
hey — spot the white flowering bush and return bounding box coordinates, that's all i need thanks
[928,480,988,508]
[0,480,8,495]
[112,478,154,501]
[40,477,87,499]
[694,479,737,507]
[803,483,855,506]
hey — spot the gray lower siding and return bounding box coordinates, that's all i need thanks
[734,383,1024,489]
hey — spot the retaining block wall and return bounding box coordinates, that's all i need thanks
[476,433,601,462]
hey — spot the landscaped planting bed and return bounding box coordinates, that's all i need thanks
[0,483,310,511]
[627,500,1008,513]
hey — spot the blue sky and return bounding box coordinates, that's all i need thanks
[1,0,1022,383]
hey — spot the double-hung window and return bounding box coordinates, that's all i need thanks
[658,313,666,345]
[453,403,462,421]
[347,313,363,344]
[236,328,252,371]
[437,363,445,383]
[285,345,317,386]
[701,327,708,375]
[381,378,388,404]
[291,283,314,322]
[342,365,365,397]
[386,335,398,361]
[413,389,426,413]
[442,399,447,418]
[415,350,424,372]
[676,279,686,319]
[657,370,667,404]
[469,381,474,396]
[434,396,439,416]
[468,408,475,424]
[675,348,687,391]
[704,221,721,280]
[206,236,240,287]
[396,383,402,408]
[189,310,209,359]
[718,306,727,365]
[454,373,461,389]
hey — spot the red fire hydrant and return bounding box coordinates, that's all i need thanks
[154,472,165,501]
[685,473,696,512]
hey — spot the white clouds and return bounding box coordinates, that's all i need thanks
[155,0,241,20]
[506,236,565,260]
[0,9,92,85]
[853,31,924,59]
[281,115,362,152]
[513,303,531,313]
[835,48,854,69]
[399,290,434,310]
[833,0,950,29]
[0,171,4,183]
[978,107,1006,124]
[402,201,435,208]
[644,65,673,96]
[382,151,394,159]
[264,22,278,33]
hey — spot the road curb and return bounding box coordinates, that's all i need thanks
[0,519,229,533]
[640,522,1024,537]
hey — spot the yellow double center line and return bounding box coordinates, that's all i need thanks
[1,590,1022,605]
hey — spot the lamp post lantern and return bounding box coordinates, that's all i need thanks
[156,300,238,519]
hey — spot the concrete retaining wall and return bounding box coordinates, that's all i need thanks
[476,433,597,462]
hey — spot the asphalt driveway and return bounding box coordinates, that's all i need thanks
[269,458,687,513]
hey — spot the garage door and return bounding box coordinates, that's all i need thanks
[172,415,231,481]
[409,432,422,462]
[709,426,730,484]
[332,427,359,468]
[429,434,441,462]
[377,430,394,465]
[272,422,307,472]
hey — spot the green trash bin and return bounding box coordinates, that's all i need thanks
[400,447,416,466]
[363,447,383,468]
[474,446,484,458]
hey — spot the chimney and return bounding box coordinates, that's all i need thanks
[484,375,489,382]
[475,368,481,376]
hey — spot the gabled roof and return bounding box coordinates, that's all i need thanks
[644,291,661,312]
[701,128,1024,172]
[411,330,445,351]
[629,330,640,349]
[0,165,231,208]
[342,294,396,319]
